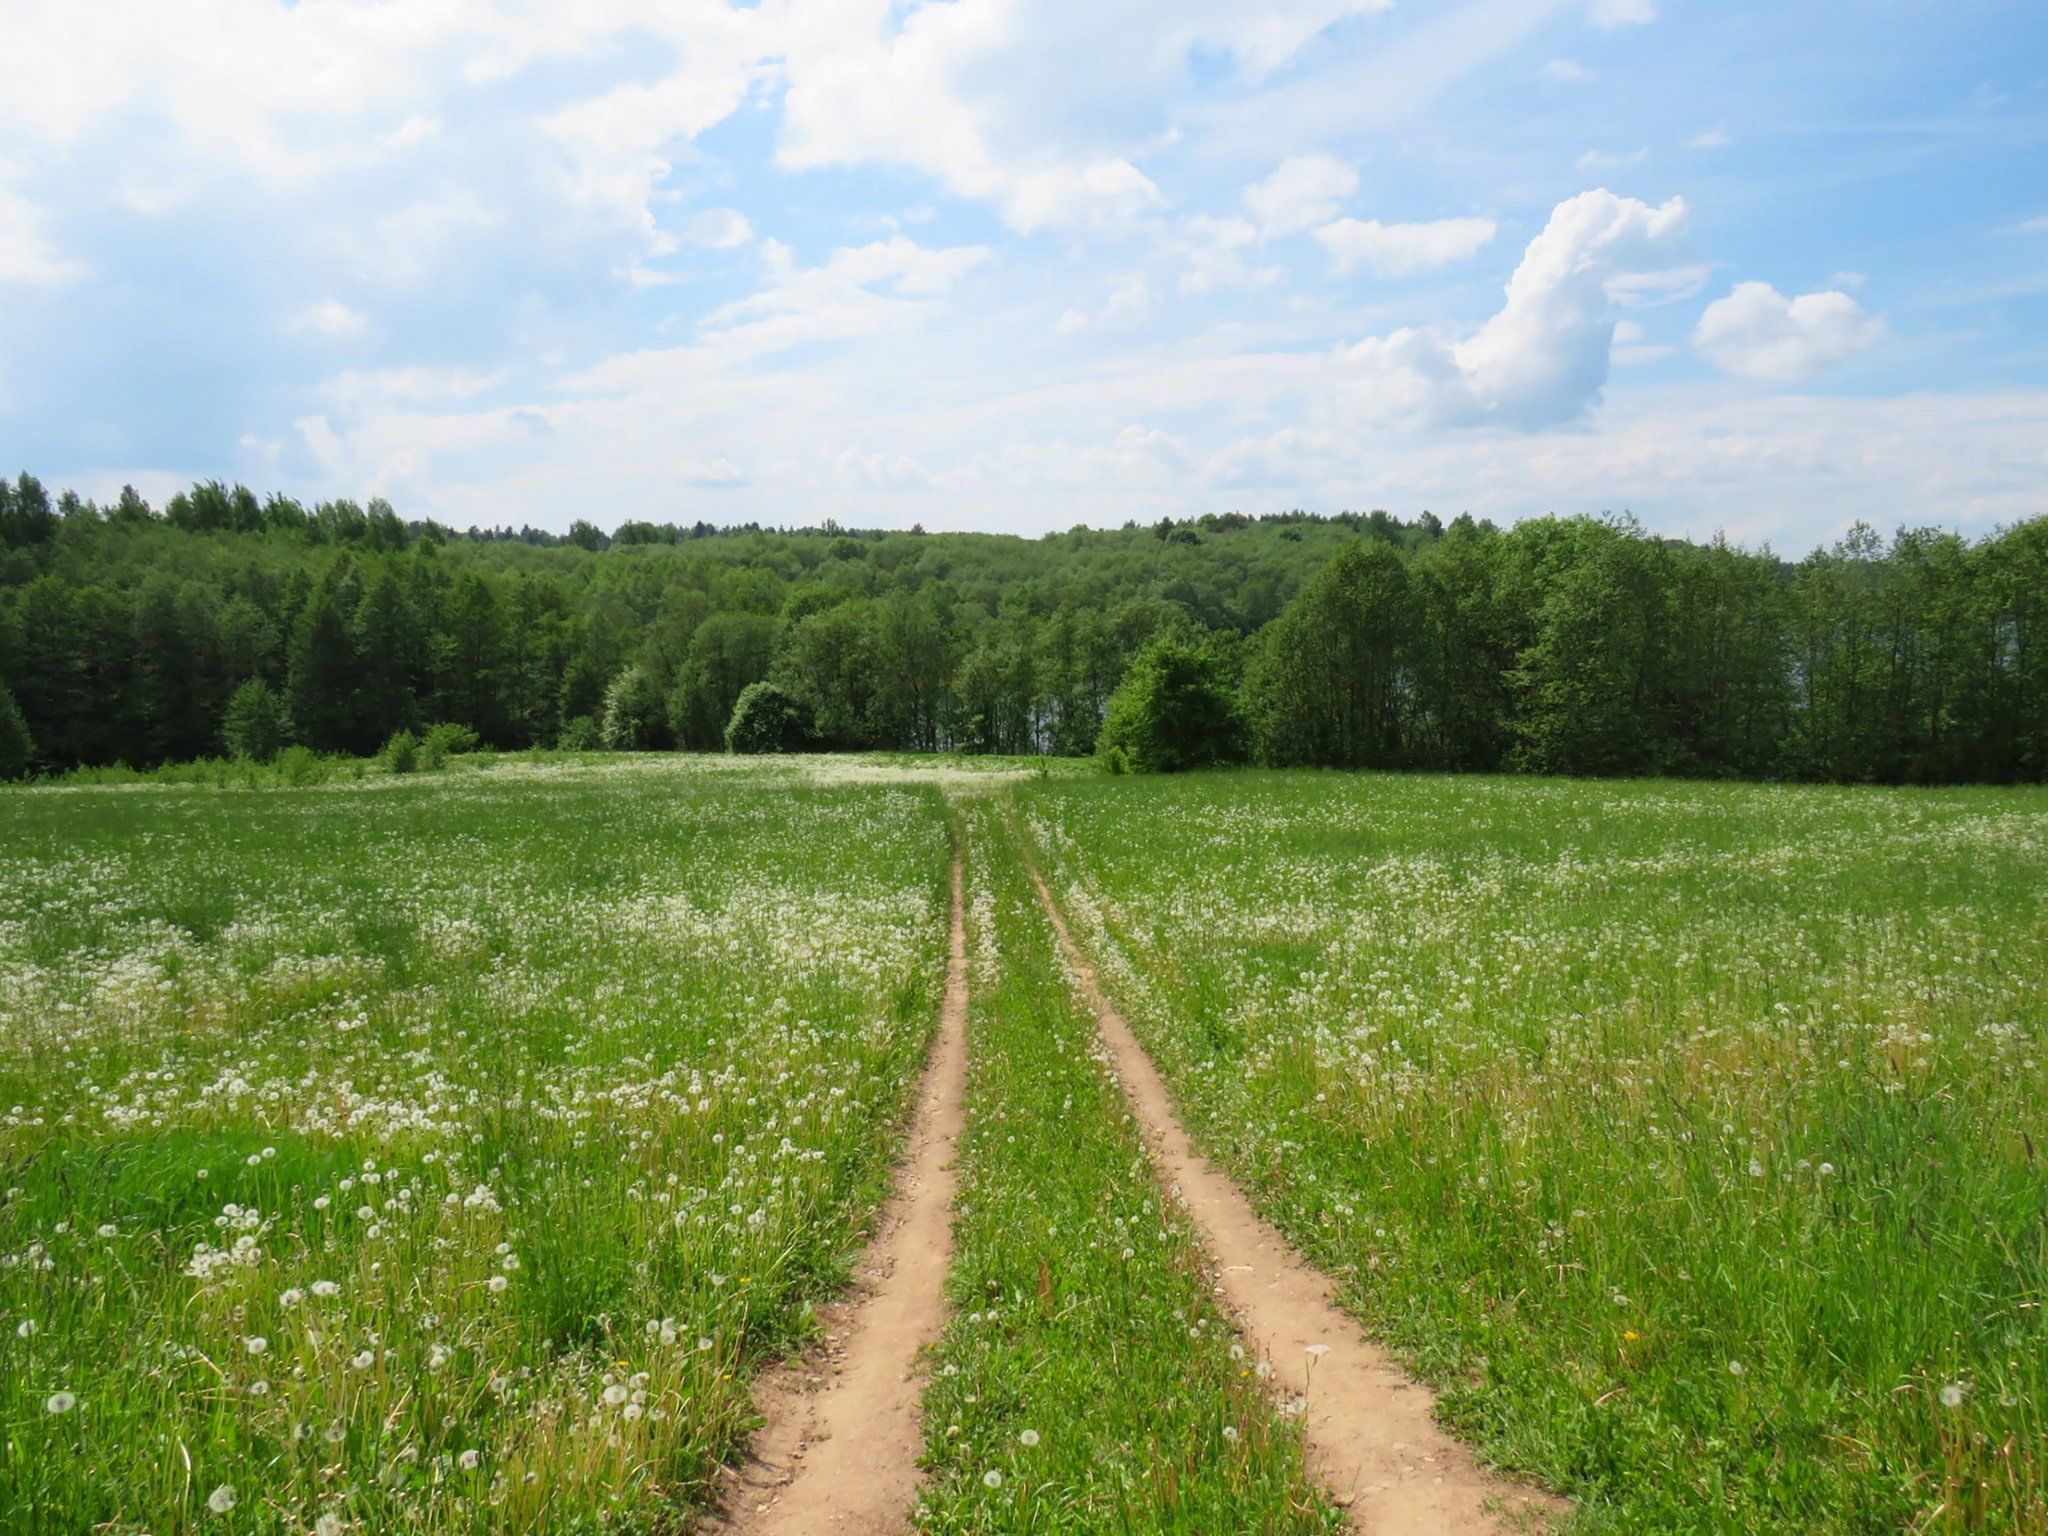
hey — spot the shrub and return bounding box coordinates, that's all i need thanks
[725,682,814,755]
[382,729,420,774]
[1096,634,1246,774]
[274,745,323,786]
[419,722,480,771]
[557,715,600,751]
[0,683,31,781]
[601,665,667,751]
[220,678,291,762]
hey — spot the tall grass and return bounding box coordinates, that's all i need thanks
[1021,771,2048,1533]
[0,761,951,1534]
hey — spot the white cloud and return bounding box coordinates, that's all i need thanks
[0,172,77,285]
[1057,276,1153,335]
[1317,215,1497,277]
[1332,189,1688,430]
[837,449,933,491]
[1576,146,1648,173]
[1543,58,1594,84]
[2013,215,2048,234]
[292,299,370,339]
[1244,154,1358,239]
[1693,281,1885,381]
[1175,216,1282,294]
[1611,319,1673,365]
[686,208,755,249]
[382,115,442,151]
[1690,128,1732,149]
[1587,0,1656,29]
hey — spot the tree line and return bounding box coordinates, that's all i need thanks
[1,470,2042,784]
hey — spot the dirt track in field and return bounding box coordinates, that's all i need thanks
[706,853,969,1536]
[1026,859,1567,1536]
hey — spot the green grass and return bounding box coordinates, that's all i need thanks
[0,760,952,1534]
[915,797,1338,1536]
[7,757,2042,1535]
[1019,770,2048,1533]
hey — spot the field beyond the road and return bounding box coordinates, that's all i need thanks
[3,756,2043,1534]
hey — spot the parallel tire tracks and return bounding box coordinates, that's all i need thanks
[1025,856,1566,1536]
[707,853,970,1536]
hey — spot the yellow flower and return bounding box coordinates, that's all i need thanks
[1622,1329,1640,1342]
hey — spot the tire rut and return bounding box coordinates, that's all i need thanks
[1025,856,1566,1536]
[705,852,969,1536]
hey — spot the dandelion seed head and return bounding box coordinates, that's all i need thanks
[45,1391,76,1414]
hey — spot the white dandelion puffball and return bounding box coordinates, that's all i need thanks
[315,1514,345,1536]
[46,1391,77,1414]
[458,1449,481,1470]
[982,1469,1003,1490]
[244,1336,268,1355]
[1018,1428,1039,1447]
[208,1485,237,1514]
[487,1275,509,1293]
[1940,1383,1967,1408]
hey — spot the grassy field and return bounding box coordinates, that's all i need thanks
[4,757,2043,1534]
[0,760,950,1533]
[1020,772,2048,1533]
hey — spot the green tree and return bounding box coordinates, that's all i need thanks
[221,677,292,761]
[1247,541,1417,768]
[0,682,32,779]
[726,681,814,754]
[600,664,667,750]
[667,612,778,750]
[1096,633,1246,773]
[286,563,365,752]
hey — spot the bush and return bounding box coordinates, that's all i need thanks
[557,715,600,751]
[601,665,667,751]
[220,677,291,762]
[381,729,420,774]
[419,722,480,771]
[725,682,814,755]
[0,683,31,781]
[1096,634,1246,774]
[274,745,324,786]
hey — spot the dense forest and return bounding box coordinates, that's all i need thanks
[1,470,2043,784]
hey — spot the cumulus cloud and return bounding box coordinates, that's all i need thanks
[1693,281,1885,381]
[1543,59,1594,84]
[1334,188,1688,430]
[1317,215,1497,277]
[1244,154,1358,238]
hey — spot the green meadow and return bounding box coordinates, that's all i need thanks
[3,757,2042,1534]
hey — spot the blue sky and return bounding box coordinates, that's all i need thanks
[1,0,2043,548]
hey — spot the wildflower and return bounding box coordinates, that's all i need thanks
[458,1449,481,1471]
[315,1514,345,1536]
[1221,1424,1239,1443]
[16,1319,34,1338]
[1940,1383,1967,1408]
[487,1275,509,1294]
[46,1391,76,1414]
[311,1280,341,1298]
[208,1485,237,1514]
[982,1469,1003,1490]
[350,1349,375,1371]
[1728,1360,1746,1377]
[245,1336,268,1355]
[96,1224,118,1238]
[603,1384,629,1407]
[1018,1429,1039,1447]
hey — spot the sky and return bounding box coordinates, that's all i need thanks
[1,0,2044,549]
